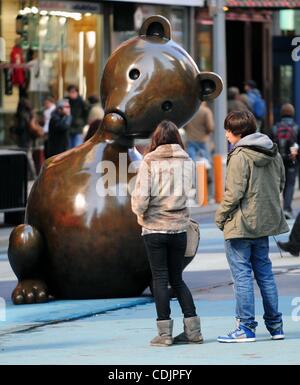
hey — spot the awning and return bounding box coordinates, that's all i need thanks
[226,0,300,8]
[103,0,204,6]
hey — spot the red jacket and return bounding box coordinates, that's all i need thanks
[10,45,25,86]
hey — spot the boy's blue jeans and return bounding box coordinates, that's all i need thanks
[225,237,283,332]
[187,141,211,163]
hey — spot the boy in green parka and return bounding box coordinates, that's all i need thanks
[215,110,289,343]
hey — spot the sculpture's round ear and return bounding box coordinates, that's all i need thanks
[197,72,223,101]
[139,15,171,40]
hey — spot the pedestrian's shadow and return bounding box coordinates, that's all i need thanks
[255,334,300,342]
[193,333,300,345]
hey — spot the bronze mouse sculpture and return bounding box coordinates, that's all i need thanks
[8,15,223,304]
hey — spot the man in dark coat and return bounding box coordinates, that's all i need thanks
[278,212,300,257]
[270,103,300,219]
[67,84,88,148]
[47,99,72,158]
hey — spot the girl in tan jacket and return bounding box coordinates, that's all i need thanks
[131,120,202,347]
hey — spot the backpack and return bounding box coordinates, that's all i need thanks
[273,122,297,164]
[253,94,266,119]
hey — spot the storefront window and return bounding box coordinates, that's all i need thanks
[279,65,293,104]
[279,9,295,32]
[277,9,300,36]
[195,10,213,72]
[37,12,102,104]
[295,10,300,35]
[196,24,212,71]
[1,0,102,113]
[111,4,189,53]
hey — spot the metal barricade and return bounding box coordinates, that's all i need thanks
[0,149,27,225]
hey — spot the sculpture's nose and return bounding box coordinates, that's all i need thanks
[102,112,126,135]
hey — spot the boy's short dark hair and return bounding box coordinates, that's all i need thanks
[224,110,257,138]
[67,84,79,93]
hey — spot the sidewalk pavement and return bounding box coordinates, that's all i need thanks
[1,188,300,364]
[0,297,299,365]
[0,214,299,364]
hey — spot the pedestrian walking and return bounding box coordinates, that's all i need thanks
[13,97,32,149]
[12,97,37,179]
[244,80,266,131]
[184,101,214,163]
[215,110,289,343]
[184,101,215,199]
[227,86,250,113]
[67,84,88,148]
[47,99,72,158]
[131,120,202,347]
[42,95,56,158]
[270,103,300,219]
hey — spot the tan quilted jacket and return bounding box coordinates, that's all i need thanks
[131,144,194,231]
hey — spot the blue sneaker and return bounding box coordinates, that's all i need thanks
[218,323,256,343]
[270,327,285,340]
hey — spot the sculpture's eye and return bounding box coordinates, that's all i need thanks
[161,101,173,111]
[129,69,140,80]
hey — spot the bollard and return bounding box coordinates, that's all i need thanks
[196,161,208,207]
[213,154,223,203]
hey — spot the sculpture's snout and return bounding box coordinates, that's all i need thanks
[102,112,126,136]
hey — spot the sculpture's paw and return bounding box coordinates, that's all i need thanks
[12,280,51,305]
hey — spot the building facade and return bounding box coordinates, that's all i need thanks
[0,0,202,146]
[0,0,299,145]
[224,1,300,129]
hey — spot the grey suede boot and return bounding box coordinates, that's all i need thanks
[173,316,204,344]
[150,319,173,347]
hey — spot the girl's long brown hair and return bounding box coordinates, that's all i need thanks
[145,120,184,154]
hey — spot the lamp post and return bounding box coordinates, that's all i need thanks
[210,0,228,156]
[209,0,228,203]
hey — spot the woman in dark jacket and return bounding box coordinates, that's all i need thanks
[13,97,38,179]
[131,120,202,347]
[67,84,88,148]
[47,99,72,158]
[14,97,33,149]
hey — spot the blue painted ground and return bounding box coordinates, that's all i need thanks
[0,297,299,365]
[0,217,299,365]
[0,297,153,335]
